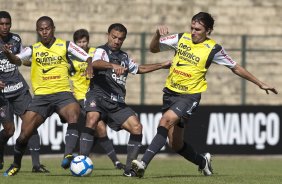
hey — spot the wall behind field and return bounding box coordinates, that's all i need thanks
[1,0,281,105]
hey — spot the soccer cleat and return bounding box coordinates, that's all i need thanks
[198,152,213,176]
[115,161,125,170]
[123,169,137,177]
[3,164,20,176]
[32,164,50,173]
[131,160,145,178]
[61,154,74,169]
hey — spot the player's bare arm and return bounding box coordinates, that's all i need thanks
[137,60,171,74]
[0,44,22,66]
[92,59,127,76]
[231,64,278,94]
[85,57,93,79]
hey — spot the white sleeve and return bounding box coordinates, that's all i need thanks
[92,48,110,62]
[213,46,237,68]
[159,33,179,52]
[67,41,90,62]
[16,46,32,62]
[128,58,139,74]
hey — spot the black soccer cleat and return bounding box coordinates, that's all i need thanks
[198,152,213,176]
[115,161,125,170]
[32,164,50,173]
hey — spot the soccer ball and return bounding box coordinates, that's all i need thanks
[70,155,94,177]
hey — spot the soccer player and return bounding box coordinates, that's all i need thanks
[1,16,93,176]
[0,11,49,173]
[67,28,125,169]
[131,12,278,178]
[79,23,171,177]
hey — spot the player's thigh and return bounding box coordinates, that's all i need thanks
[20,111,44,139]
[58,102,80,123]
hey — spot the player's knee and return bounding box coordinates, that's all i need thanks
[3,124,15,137]
[65,112,80,123]
[159,116,172,129]
[131,122,143,134]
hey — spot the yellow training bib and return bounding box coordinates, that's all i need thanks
[165,33,216,94]
[31,38,70,95]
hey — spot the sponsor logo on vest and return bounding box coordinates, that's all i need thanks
[173,68,191,78]
[42,67,56,73]
[170,79,188,91]
[35,52,63,65]
[178,43,200,65]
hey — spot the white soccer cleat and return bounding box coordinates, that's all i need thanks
[199,153,213,176]
[131,160,145,178]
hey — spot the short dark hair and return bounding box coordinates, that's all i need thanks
[0,11,11,21]
[36,16,54,27]
[108,23,127,36]
[192,12,214,34]
[73,29,89,42]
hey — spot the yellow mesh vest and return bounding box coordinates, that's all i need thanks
[70,47,95,100]
[165,33,216,94]
[31,38,70,95]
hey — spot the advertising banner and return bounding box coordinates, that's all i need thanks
[2,105,281,155]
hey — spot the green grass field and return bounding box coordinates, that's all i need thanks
[1,155,281,184]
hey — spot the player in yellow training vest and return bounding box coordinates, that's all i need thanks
[68,29,125,170]
[2,16,93,176]
[132,12,278,178]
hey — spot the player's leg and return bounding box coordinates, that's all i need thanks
[58,102,80,169]
[79,111,100,156]
[95,120,125,170]
[121,115,143,177]
[132,110,179,178]
[0,120,15,170]
[79,93,100,158]
[4,111,44,176]
[171,119,212,176]
[0,96,18,170]
[27,129,49,173]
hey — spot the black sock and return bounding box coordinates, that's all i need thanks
[125,134,142,172]
[64,123,79,156]
[14,138,28,168]
[98,136,118,164]
[177,142,203,167]
[28,130,40,167]
[0,129,12,163]
[142,126,168,166]
[79,127,95,156]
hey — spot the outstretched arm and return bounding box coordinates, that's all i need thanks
[150,25,169,53]
[1,45,22,66]
[137,60,171,74]
[92,60,127,76]
[231,64,278,94]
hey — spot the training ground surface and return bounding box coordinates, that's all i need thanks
[1,154,281,184]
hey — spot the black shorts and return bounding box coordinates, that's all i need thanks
[27,92,77,119]
[85,92,136,131]
[0,90,31,123]
[162,90,201,120]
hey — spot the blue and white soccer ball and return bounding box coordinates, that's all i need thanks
[70,155,94,177]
